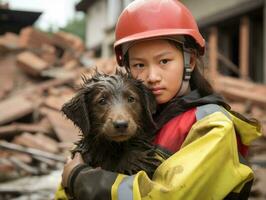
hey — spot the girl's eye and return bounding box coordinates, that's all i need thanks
[98,98,107,105]
[128,96,135,103]
[160,59,169,65]
[132,63,144,68]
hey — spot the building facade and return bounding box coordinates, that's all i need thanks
[76,0,133,57]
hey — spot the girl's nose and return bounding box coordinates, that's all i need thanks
[147,66,161,84]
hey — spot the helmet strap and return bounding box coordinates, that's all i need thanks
[176,51,193,96]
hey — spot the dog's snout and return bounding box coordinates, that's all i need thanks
[113,120,128,130]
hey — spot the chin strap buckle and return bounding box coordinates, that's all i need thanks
[176,50,192,97]
[183,51,192,81]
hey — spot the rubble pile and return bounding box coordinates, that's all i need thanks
[0,27,265,199]
[0,27,117,199]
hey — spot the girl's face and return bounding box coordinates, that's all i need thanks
[128,39,184,104]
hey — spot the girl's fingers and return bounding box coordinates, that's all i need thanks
[66,156,72,163]
[73,152,84,163]
[61,153,84,187]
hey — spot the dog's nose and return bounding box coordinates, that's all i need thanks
[113,120,128,130]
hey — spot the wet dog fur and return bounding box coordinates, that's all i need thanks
[62,71,161,178]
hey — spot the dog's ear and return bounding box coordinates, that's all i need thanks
[138,82,157,131]
[61,90,90,136]
[143,88,157,115]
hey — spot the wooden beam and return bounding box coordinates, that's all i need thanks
[217,51,239,75]
[9,157,39,175]
[208,27,218,85]
[239,16,250,80]
[0,121,51,139]
[216,75,266,106]
[0,141,65,163]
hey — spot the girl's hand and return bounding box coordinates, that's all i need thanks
[61,153,84,188]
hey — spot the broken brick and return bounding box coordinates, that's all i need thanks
[13,132,59,153]
[0,32,20,51]
[19,27,53,49]
[52,31,84,53]
[0,118,52,139]
[0,95,33,125]
[16,51,49,76]
[44,94,74,111]
[40,107,80,143]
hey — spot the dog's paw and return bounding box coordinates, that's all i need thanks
[136,149,162,168]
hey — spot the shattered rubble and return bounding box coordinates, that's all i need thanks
[0,27,265,199]
[0,27,117,199]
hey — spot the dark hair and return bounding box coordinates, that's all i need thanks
[169,38,214,97]
[190,58,214,96]
[123,38,214,97]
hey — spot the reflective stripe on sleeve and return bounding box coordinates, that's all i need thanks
[112,174,125,200]
[117,175,135,200]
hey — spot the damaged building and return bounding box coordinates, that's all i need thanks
[76,0,266,83]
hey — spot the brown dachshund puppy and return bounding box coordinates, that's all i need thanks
[62,71,161,178]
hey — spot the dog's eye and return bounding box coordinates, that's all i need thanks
[128,96,135,103]
[98,98,107,105]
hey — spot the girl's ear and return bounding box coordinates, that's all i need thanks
[190,52,197,71]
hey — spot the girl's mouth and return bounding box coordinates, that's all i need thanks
[151,87,164,95]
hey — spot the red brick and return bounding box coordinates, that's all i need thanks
[44,94,74,111]
[40,107,80,143]
[13,132,59,153]
[19,27,53,49]
[16,51,49,76]
[0,95,33,125]
[53,31,84,53]
[0,32,20,51]
[37,44,57,65]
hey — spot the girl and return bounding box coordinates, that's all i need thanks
[57,0,261,199]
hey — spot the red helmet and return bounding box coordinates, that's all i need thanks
[114,0,205,66]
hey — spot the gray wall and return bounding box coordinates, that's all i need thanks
[181,0,255,20]
[86,0,106,49]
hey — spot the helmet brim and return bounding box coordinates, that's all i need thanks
[114,29,205,66]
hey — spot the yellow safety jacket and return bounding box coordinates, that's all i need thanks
[55,103,261,200]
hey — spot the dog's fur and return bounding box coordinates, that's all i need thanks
[62,71,161,178]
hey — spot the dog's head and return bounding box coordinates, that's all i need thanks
[62,71,157,142]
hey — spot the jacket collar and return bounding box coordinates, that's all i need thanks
[154,90,230,130]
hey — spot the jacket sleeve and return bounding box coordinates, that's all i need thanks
[67,110,260,200]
